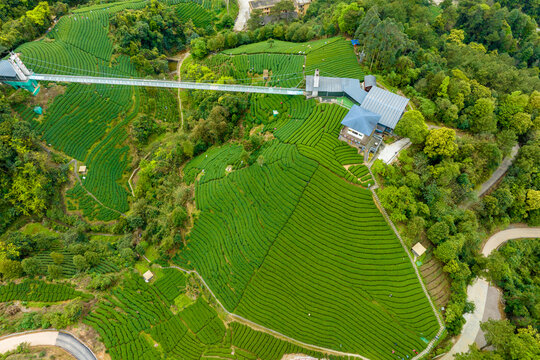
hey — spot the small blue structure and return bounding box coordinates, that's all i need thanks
[351,39,360,46]
[33,106,43,115]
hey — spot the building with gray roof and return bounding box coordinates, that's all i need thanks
[363,74,376,91]
[0,60,20,81]
[305,75,368,104]
[360,86,409,131]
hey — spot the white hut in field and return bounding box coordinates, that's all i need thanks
[412,243,426,257]
[143,270,154,282]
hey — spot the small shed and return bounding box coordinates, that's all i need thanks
[363,75,376,91]
[412,243,426,257]
[78,165,87,174]
[143,270,154,282]
[33,106,43,115]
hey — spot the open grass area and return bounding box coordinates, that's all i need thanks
[144,245,160,262]
[19,222,57,237]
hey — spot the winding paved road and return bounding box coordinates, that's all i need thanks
[441,226,540,359]
[0,330,96,360]
[477,145,520,197]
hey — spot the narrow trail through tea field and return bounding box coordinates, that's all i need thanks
[175,51,190,128]
[71,159,125,217]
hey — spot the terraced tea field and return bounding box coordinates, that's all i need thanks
[85,272,330,360]
[0,280,92,302]
[175,3,214,27]
[177,103,439,360]
[14,0,181,220]
[305,38,364,79]
[223,37,342,55]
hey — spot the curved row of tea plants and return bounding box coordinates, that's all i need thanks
[305,39,364,79]
[0,280,91,302]
[176,100,439,359]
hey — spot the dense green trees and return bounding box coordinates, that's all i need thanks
[110,0,187,74]
[0,94,66,234]
[424,128,458,158]
[484,239,539,330]
[394,110,428,144]
[456,320,540,360]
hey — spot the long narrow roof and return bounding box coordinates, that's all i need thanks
[341,105,380,136]
[305,75,367,103]
[360,86,409,129]
[342,78,367,104]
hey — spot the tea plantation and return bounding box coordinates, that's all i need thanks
[176,103,439,360]
[14,0,186,220]
[84,272,335,360]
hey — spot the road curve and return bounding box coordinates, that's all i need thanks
[0,330,97,360]
[442,226,540,359]
[481,227,540,256]
[477,144,520,197]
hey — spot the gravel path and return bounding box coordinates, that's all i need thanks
[0,330,96,360]
[442,226,540,359]
[234,0,250,31]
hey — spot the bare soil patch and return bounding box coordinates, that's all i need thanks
[67,324,110,360]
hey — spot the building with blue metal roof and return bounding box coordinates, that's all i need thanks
[341,105,380,138]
